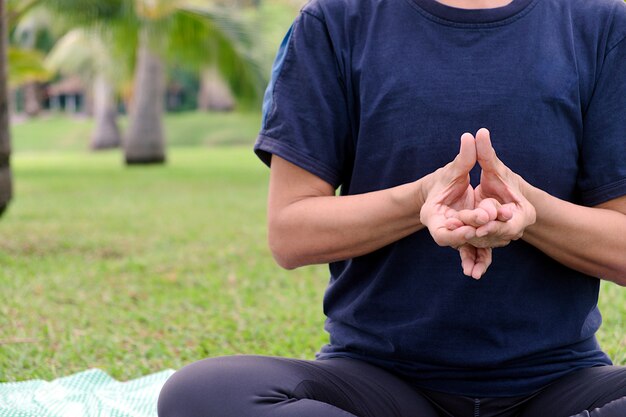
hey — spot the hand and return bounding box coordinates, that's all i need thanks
[461,128,536,249]
[420,133,495,279]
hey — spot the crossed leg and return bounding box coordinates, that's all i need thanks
[157,355,439,417]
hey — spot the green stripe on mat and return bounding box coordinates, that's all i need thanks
[0,369,174,417]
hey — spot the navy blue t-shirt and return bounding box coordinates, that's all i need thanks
[254,0,626,397]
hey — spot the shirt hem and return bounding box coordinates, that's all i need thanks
[316,337,612,398]
[254,134,341,189]
[580,177,626,206]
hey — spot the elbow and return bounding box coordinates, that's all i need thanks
[268,225,304,270]
[600,261,626,287]
[272,251,302,271]
[270,247,300,270]
[608,265,626,287]
[605,276,626,287]
[608,251,626,286]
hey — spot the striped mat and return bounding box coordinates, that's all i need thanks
[0,369,174,417]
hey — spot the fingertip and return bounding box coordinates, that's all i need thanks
[476,128,490,139]
[445,218,462,231]
[476,128,496,164]
[472,263,486,280]
[456,133,477,171]
[478,198,499,220]
[475,227,488,238]
[498,206,513,221]
[474,208,490,226]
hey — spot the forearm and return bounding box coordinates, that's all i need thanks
[521,184,626,285]
[269,181,426,269]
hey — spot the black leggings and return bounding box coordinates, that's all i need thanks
[157,355,626,417]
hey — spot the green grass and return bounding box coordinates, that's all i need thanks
[0,113,624,382]
[0,147,329,381]
[10,111,262,152]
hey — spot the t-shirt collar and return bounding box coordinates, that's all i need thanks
[410,0,537,24]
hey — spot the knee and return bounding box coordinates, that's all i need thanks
[157,355,283,417]
[157,356,237,417]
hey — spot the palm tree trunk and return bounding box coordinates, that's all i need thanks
[198,66,234,112]
[91,74,121,150]
[0,0,14,215]
[124,28,165,164]
[23,82,41,117]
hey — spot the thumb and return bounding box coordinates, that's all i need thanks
[476,128,501,173]
[452,132,477,175]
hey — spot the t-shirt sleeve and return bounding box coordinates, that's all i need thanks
[254,11,351,189]
[577,36,626,206]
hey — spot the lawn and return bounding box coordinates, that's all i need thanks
[1,113,329,381]
[0,113,624,382]
[10,111,262,152]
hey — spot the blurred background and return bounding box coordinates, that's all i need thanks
[0,0,623,384]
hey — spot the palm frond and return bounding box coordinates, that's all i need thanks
[165,6,266,107]
[44,29,99,79]
[10,5,59,54]
[44,0,129,22]
[134,0,182,20]
[7,47,52,86]
[6,0,43,30]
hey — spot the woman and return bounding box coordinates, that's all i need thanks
[158,0,626,415]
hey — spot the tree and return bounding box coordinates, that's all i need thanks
[124,26,165,163]
[45,28,122,149]
[42,0,265,164]
[0,0,54,215]
[124,0,265,164]
[197,66,234,112]
[0,0,13,215]
[11,6,56,116]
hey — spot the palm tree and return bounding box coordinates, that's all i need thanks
[11,8,49,115]
[0,0,12,215]
[197,66,234,112]
[42,0,265,164]
[0,0,53,215]
[124,25,166,163]
[45,28,123,149]
[124,0,265,164]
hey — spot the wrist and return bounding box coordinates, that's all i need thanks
[516,173,534,201]
[389,178,429,225]
[416,172,434,211]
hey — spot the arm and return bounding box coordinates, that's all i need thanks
[521,190,626,286]
[267,155,425,269]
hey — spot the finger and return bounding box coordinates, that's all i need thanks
[478,198,513,222]
[475,219,502,238]
[475,128,502,173]
[445,217,465,231]
[452,133,477,176]
[475,215,517,238]
[471,217,522,248]
[476,198,500,222]
[471,247,492,279]
[496,203,514,221]
[432,225,476,247]
[459,245,476,277]
[454,207,490,227]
